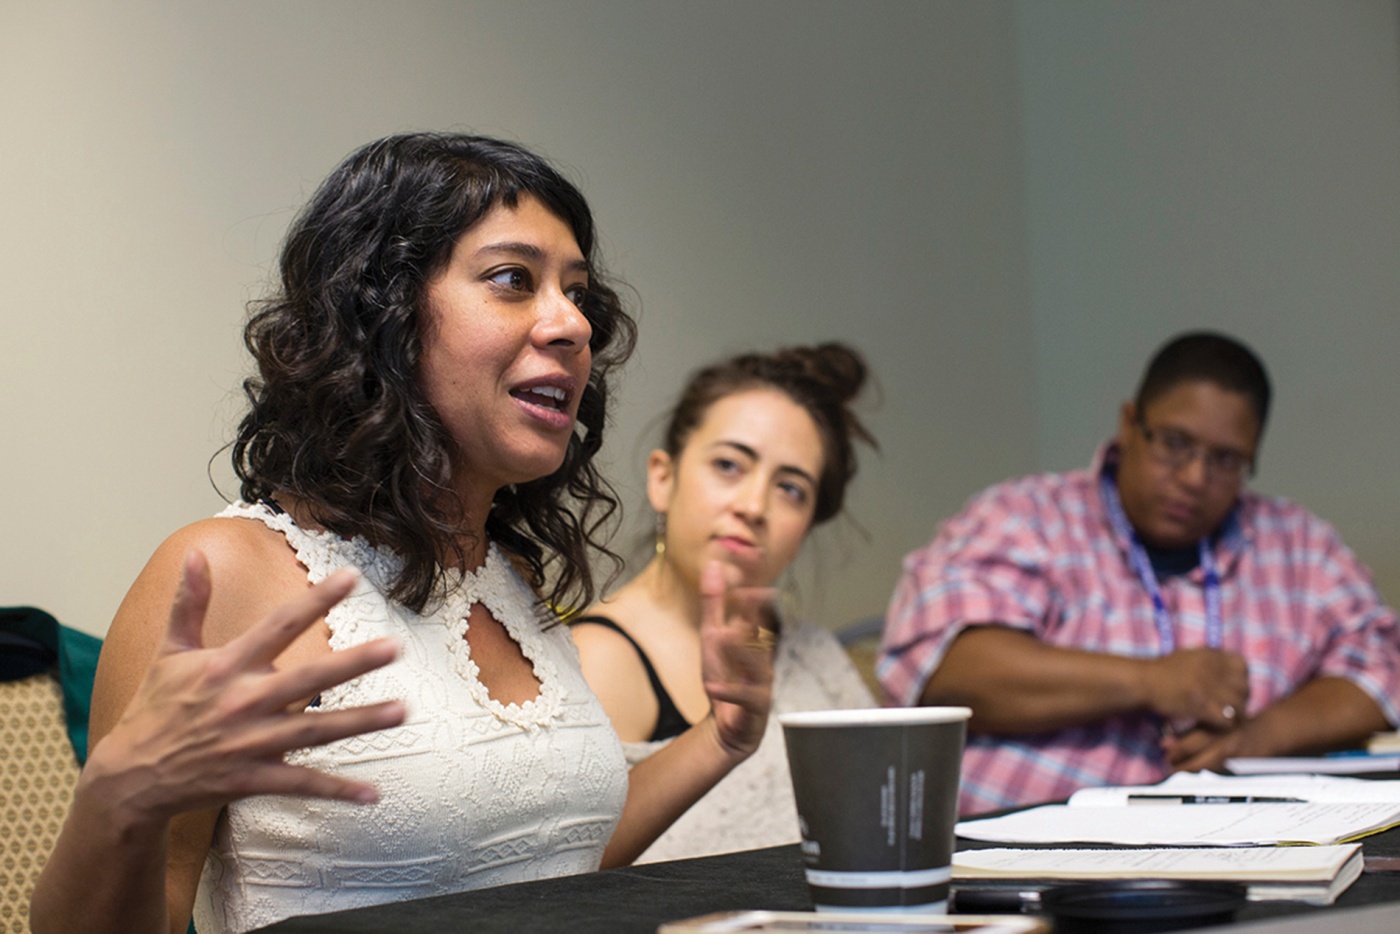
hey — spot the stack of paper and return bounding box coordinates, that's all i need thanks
[1367,731,1400,754]
[1225,754,1400,775]
[951,773,1398,905]
[955,800,1400,847]
[957,772,1400,848]
[953,844,1363,905]
[1066,771,1400,807]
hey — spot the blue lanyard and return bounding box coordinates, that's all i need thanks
[1099,472,1223,654]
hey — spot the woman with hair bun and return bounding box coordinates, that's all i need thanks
[32,132,775,934]
[573,342,878,863]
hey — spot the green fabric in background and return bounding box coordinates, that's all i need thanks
[0,606,103,765]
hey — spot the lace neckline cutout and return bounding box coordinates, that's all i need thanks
[438,544,564,729]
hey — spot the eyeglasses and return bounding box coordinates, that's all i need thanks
[1136,419,1254,482]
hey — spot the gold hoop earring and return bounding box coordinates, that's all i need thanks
[655,513,667,558]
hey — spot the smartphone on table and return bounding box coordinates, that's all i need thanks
[657,910,1048,933]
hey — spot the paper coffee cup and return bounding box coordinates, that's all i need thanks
[780,707,971,912]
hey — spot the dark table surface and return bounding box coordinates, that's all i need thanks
[254,843,810,933]
[254,821,1400,933]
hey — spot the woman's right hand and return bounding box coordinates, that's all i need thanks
[84,549,406,828]
[600,560,777,868]
[32,546,406,934]
[697,560,776,763]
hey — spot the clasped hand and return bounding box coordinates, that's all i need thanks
[85,551,405,828]
[1144,645,1249,733]
[1143,646,1252,773]
[697,560,776,762]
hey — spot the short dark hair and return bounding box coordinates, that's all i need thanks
[1135,331,1271,430]
[661,343,877,525]
[232,132,637,614]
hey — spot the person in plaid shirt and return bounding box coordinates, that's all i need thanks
[878,332,1400,815]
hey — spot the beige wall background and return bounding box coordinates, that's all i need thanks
[1,1,1395,639]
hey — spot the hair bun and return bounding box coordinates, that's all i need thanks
[800,342,868,405]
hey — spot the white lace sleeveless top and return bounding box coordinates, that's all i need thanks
[193,502,628,934]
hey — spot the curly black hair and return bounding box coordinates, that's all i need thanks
[232,133,637,614]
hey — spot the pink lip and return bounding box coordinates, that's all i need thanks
[714,535,759,556]
[1161,500,1199,524]
[509,374,579,430]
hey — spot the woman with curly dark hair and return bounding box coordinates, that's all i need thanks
[32,133,775,934]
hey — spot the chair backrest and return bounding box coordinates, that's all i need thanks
[0,671,81,933]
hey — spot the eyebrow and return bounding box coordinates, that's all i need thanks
[1154,424,1254,460]
[713,440,818,487]
[474,241,589,275]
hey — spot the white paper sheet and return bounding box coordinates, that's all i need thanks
[1066,771,1400,807]
[1224,755,1400,775]
[955,801,1400,846]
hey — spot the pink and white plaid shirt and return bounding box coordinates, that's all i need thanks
[878,445,1400,815]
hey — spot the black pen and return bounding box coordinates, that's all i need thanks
[1126,794,1306,804]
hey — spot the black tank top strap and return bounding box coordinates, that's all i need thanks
[570,614,692,741]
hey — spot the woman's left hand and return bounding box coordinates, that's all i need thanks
[698,560,776,761]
